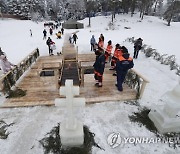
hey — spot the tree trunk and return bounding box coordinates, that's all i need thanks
[153,1,158,16]
[88,15,91,27]
[112,13,113,22]
[167,14,173,26]
[167,1,176,26]
[131,0,135,17]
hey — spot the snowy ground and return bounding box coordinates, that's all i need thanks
[0,13,180,154]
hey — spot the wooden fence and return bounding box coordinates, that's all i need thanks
[0,48,40,94]
[125,68,149,99]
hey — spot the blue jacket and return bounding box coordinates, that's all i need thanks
[90,36,96,44]
[116,53,134,72]
[93,53,105,75]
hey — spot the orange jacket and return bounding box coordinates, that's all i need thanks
[113,48,123,58]
[118,55,133,61]
[98,40,104,48]
[105,45,113,54]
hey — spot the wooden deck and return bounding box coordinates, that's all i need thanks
[0,35,137,108]
[80,68,136,104]
[1,56,63,108]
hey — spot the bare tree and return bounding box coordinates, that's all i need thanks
[152,0,164,16]
[138,0,154,20]
[164,0,180,26]
[130,0,137,17]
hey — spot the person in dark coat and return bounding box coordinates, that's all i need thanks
[116,48,134,91]
[46,37,53,55]
[133,38,143,59]
[73,33,78,44]
[49,27,53,35]
[93,47,106,87]
[30,29,32,37]
[61,27,64,35]
[43,29,47,40]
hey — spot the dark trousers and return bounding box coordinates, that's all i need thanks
[91,43,94,51]
[133,46,141,59]
[48,45,52,55]
[117,70,127,91]
[111,57,117,68]
[94,71,103,83]
[73,39,77,44]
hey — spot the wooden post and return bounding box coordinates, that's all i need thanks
[55,69,59,90]
[80,68,84,87]
[62,46,64,55]
[76,46,78,61]
[131,69,149,99]
[139,81,148,99]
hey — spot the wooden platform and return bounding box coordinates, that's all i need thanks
[0,35,137,108]
[80,68,136,104]
[1,56,63,108]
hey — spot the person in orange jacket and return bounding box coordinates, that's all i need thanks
[98,37,104,50]
[99,33,104,46]
[109,44,122,70]
[116,47,134,91]
[105,40,113,63]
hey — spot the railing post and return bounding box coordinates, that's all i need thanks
[55,69,59,90]
[139,81,148,99]
[81,67,85,87]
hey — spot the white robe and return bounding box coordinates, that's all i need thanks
[0,58,14,74]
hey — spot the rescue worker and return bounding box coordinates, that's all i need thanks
[109,44,122,70]
[93,47,106,87]
[133,38,143,59]
[99,34,104,43]
[105,40,113,62]
[98,37,104,50]
[116,47,134,91]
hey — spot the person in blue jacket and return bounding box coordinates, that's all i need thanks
[90,35,96,51]
[93,47,106,87]
[116,47,134,91]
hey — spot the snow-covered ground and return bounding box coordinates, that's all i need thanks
[0,13,180,154]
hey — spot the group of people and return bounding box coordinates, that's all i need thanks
[0,47,16,74]
[69,33,78,44]
[44,26,65,56]
[43,27,64,40]
[92,34,143,91]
